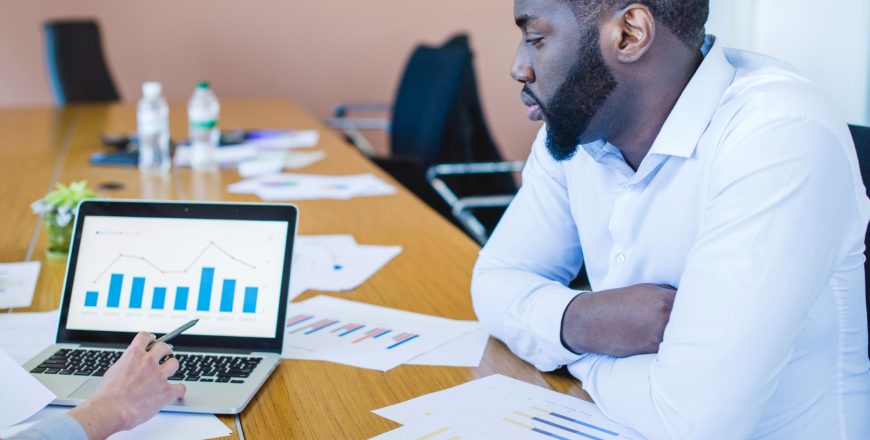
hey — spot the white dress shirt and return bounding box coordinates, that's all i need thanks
[472,36,870,439]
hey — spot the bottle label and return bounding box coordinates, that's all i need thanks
[190,119,218,129]
[138,115,166,134]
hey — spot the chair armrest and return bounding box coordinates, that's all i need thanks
[325,117,391,132]
[426,161,524,206]
[332,101,391,118]
[426,161,525,179]
[425,161,524,245]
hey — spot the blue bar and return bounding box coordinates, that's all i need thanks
[152,287,166,310]
[174,287,189,311]
[243,287,258,313]
[220,279,236,312]
[129,277,145,309]
[84,291,98,307]
[549,413,619,436]
[373,330,392,338]
[531,417,603,440]
[532,428,571,440]
[197,267,214,311]
[339,325,364,337]
[107,274,123,308]
[386,334,419,349]
[304,321,338,334]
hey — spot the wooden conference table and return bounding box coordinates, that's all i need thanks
[0,99,587,438]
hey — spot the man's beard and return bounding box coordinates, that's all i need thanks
[535,28,617,161]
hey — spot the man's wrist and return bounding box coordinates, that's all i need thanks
[560,292,586,355]
[69,395,129,440]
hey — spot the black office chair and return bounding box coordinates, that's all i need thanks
[848,124,870,358]
[43,20,120,105]
[329,34,517,235]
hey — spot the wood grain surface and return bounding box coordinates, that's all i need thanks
[0,99,588,439]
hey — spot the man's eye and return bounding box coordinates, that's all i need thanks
[525,37,543,46]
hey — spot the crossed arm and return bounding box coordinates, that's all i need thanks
[473,121,858,438]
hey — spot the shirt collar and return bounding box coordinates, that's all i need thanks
[645,35,735,159]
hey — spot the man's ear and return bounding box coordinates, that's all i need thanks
[601,3,655,64]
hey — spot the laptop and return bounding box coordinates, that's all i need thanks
[23,200,297,414]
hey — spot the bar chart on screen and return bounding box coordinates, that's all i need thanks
[65,216,288,338]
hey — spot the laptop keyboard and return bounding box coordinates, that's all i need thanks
[30,348,262,384]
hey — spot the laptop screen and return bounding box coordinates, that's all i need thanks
[57,201,296,352]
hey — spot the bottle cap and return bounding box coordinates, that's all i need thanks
[142,81,162,97]
[196,81,210,90]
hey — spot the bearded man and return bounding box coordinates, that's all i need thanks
[471,1,870,438]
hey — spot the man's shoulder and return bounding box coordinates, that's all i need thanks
[719,47,839,126]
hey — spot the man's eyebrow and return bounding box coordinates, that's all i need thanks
[515,14,539,28]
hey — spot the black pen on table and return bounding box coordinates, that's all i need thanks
[146,318,199,351]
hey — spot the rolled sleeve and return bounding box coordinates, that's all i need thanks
[8,415,89,440]
[472,126,585,371]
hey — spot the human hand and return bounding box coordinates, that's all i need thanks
[561,283,676,357]
[69,332,186,440]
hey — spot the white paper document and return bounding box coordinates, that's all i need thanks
[289,235,402,299]
[281,296,472,371]
[0,310,58,364]
[228,173,395,201]
[374,374,646,440]
[0,261,41,308]
[0,349,55,429]
[369,421,471,439]
[237,150,327,177]
[0,405,231,439]
[406,324,489,368]
[174,129,320,168]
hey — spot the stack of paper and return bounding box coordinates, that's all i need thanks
[373,374,645,439]
[0,349,55,429]
[174,129,320,168]
[0,310,58,364]
[228,173,395,201]
[174,130,325,177]
[0,261,41,309]
[281,296,488,371]
[289,235,402,299]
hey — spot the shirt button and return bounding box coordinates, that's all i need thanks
[627,184,635,192]
[616,254,626,264]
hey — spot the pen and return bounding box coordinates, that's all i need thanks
[146,318,199,351]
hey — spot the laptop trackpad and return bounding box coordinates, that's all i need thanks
[68,378,101,400]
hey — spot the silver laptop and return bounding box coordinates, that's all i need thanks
[24,200,297,414]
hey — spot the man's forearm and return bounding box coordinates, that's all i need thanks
[560,283,676,357]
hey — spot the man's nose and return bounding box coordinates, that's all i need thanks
[511,49,535,84]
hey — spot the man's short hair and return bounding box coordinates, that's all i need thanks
[566,0,710,50]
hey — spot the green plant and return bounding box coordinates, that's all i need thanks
[32,180,98,258]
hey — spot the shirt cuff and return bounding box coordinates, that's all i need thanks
[9,414,89,440]
[525,285,585,367]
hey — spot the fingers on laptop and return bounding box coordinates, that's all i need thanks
[130,331,155,351]
[148,341,173,361]
[168,382,187,400]
[160,355,180,378]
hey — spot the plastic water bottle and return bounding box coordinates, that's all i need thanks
[137,82,170,173]
[188,81,220,171]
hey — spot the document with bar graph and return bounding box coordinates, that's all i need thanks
[374,374,645,440]
[281,296,472,371]
[64,216,288,338]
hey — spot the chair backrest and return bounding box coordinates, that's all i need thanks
[387,35,517,226]
[390,37,471,164]
[848,124,870,358]
[43,20,120,105]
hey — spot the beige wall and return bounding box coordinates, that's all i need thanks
[0,0,542,161]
